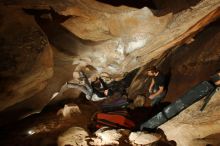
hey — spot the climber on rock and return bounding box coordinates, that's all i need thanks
[55,71,111,101]
[91,76,111,98]
[144,66,168,107]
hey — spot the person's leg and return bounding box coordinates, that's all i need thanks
[84,79,93,95]
[90,94,107,101]
[94,90,106,98]
[79,71,93,96]
[52,82,92,100]
[150,92,166,107]
[67,82,93,99]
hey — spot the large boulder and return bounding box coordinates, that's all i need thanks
[0,6,53,111]
[160,89,220,146]
[57,127,89,146]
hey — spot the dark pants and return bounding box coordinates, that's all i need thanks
[150,91,167,106]
[150,86,167,106]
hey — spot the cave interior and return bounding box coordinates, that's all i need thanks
[0,0,220,146]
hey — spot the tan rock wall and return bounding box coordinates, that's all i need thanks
[0,6,53,111]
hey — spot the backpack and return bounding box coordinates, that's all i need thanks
[92,110,135,130]
[101,98,129,112]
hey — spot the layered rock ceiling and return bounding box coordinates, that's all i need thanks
[14,0,220,76]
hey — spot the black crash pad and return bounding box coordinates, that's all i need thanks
[140,81,215,130]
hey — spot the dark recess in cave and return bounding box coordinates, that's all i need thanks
[23,8,71,23]
[159,18,220,101]
[96,0,202,13]
[23,8,109,55]
[23,8,83,55]
[97,0,158,9]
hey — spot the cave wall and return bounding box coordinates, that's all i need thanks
[0,6,53,112]
[128,19,220,101]
[164,19,220,101]
[127,17,220,146]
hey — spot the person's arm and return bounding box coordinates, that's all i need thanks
[216,73,220,86]
[149,78,155,93]
[99,78,108,89]
[149,86,164,99]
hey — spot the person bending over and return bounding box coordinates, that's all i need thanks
[58,72,109,101]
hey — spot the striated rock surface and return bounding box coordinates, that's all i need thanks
[0,6,53,111]
[160,89,220,146]
[60,0,220,77]
[3,0,220,77]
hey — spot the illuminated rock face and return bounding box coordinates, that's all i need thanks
[4,0,220,77]
[160,89,220,146]
[0,6,53,111]
[58,0,220,76]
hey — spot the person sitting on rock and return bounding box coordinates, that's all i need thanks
[144,66,168,107]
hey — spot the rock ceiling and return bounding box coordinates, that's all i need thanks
[1,0,220,77]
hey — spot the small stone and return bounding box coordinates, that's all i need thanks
[129,131,161,145]
[57,104,81,118]
[90,127,122,146]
